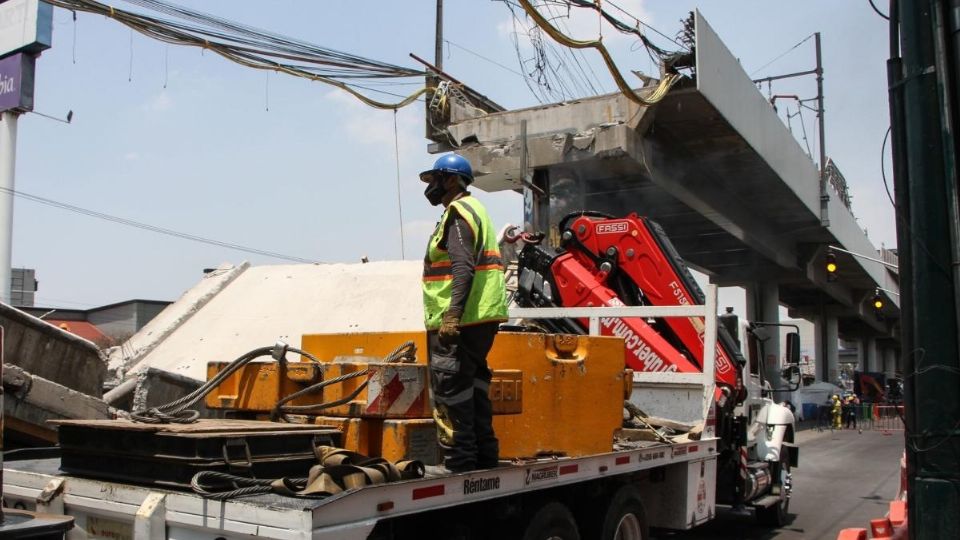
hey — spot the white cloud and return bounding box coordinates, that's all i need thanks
[324,88,422,157]
[123,152,140,161]
[144,92,174,112]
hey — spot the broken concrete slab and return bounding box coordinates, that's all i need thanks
[1,302,106,397]
[103,367,217,418]
[3,363,112,445]
[106,262,249,381]
[117,261,424,382]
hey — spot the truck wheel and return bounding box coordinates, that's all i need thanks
[522,501,581,540]
[757,450,792,527]
[600,485,648,540]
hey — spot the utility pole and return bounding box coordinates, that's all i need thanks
[0,111,15,305]
[814,32,829,226]
[435,0,443,70]
[892,1,960,538]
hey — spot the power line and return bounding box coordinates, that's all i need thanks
[445,39,525,78]
[749,34,815,77]
[46,0,426,110]
[0,186,320,264]
[867,0,890,20]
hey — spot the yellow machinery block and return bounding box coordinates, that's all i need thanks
[311,416,378,457]
[205,361,322,412]
[381,419,442,465]
[490,369,523,414]
[279,415,440,465]
[301,331,625,459]
[301,332,428,365]
[488,332,626,459]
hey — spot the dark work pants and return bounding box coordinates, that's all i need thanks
[428,322,500,472]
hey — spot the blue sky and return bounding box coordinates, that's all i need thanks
[9,1,894,308]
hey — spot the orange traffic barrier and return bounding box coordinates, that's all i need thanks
[837,500,908,539]
[871,518,893,537]
[888,500,906,527]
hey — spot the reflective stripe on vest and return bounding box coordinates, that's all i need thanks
[422,196,509,330]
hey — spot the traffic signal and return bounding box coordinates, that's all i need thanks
[826,250,838,282]
[872,289,884,321]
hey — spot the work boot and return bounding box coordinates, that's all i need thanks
[423,464,456,477]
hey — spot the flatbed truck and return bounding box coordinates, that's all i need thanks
[1,284,796,540]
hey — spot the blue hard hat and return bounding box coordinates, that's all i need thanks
[419,153,474,184]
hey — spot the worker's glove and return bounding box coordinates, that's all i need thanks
[438,311,461,346]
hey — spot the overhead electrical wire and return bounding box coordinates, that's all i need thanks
[868,0,890,20]
[515,0,680,106]
[749,33,815,77]
[561,0,688,57]
[542,1,603,96]
[0,186,320,264]
[445,39,526,78]
[46,0,428,110]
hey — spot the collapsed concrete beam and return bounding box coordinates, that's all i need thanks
[3,363,112,444]
[448,91,656,192]
[106,262,249,382]
[1,302,106,397]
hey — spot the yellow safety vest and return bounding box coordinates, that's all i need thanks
[422,195,508,330]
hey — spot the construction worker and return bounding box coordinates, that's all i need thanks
[420,153,509,474]
[845,393,861,430]
[831,394,843,430]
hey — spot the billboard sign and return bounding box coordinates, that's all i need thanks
[0,0,52,58]
[0,52,35,112]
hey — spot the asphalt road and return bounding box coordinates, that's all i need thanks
[654,427,906,540]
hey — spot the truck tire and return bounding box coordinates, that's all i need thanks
[600,485,649,540]
[757,450,792,527]
[522,501,581,540]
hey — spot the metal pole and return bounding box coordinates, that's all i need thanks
[435,0,443,70]
[815,32,829,226]
[898,1,960,536]
[0,111,18,306]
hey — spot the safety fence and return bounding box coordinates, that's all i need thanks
[868,405,905,432]
[807,403,904,432]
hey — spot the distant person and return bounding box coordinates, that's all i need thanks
[419,154,509,475]
[845,394,861,431]
[831,395,843,430]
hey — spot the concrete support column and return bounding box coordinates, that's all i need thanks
[746,282,781,393]
[815,314,840,384]
[863,337,879,372]
[883,347,898,378]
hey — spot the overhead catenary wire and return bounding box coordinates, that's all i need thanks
[45,0,428,110]
[0,186,320,264]
[749,33,815,77]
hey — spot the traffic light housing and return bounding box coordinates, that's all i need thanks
[872,289,884,321]
[826,250,838,282]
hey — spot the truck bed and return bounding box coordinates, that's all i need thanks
[3,437,717,540]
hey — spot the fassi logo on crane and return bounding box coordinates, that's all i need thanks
[596,221,630,235]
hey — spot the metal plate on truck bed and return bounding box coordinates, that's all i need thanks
[53,419,340,488]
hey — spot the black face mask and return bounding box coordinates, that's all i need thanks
[424,179,446,206]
